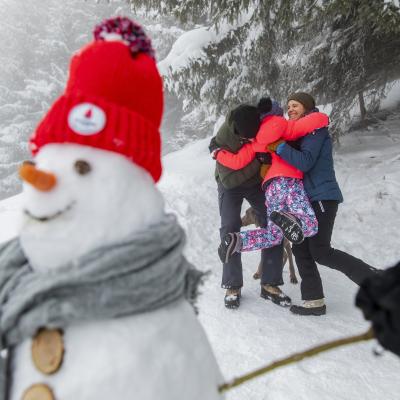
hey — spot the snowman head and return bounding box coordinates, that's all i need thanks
[19,144,164,271]
[29,17,163,182]
[18,17,166,271]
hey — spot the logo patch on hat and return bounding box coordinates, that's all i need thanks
[68,103,106,135]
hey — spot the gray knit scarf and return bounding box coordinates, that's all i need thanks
[0,214,204,398]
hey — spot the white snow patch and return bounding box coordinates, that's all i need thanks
[158,6,256,77]
[381,79,400,109]
[157,27,217,76]
[158,112,400,400]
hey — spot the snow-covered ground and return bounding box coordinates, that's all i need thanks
[159,110,400,400]
[0,110,399,399]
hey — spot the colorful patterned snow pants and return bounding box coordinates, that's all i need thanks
[240,177,318,252]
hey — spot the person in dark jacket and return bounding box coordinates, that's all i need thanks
[209,104,286,309]
[274,92,378,316]
[356,261,400,357]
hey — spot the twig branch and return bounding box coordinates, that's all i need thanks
[219,327,375,393]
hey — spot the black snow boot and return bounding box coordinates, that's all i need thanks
[218,233,241,264]
[260,284,291,307]
[224,288,241,309]
[290,299,326,316]
[270,211,304,245]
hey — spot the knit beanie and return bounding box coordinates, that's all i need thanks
[258,97,283,118]
[287,92,316,112]
[29,17,163,182]
[230,105,260,139]
[257,97,272,115]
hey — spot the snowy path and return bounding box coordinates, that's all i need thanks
[159,112,400,400]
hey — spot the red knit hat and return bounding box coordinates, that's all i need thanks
[29,17,163,182]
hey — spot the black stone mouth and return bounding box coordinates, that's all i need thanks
[24,202,75,222]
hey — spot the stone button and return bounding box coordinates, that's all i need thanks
[31,328,64,375]
[22,383,54,400]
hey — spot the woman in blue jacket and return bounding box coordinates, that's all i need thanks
[275,92,377,316]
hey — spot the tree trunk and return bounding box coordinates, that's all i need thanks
[358,90,367,121]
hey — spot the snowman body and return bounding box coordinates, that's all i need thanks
[10,301,222,400]
[10,144,223,399]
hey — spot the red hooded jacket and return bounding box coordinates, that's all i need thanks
[216,112,329,185]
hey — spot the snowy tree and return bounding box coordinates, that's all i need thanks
[304,1,400,126]
[0,0,178,199]
[131,0,400,138]
[1,0,398,198]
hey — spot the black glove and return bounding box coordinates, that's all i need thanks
[208,137,219,154]
[355,261,400,357]
[255,152,272,165]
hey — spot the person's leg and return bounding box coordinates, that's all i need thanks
[258,244,291,307]
[245,184,290,307]
[218,183,244,289]
[239,222,283,251]
[308,200,377,285]
[244,184,285,286]
[269,178,318,244]
[289,200,345,316]
[284,179,318,238]
[292,239,324,301]
[240,180,284,252]
[290,238,326,315]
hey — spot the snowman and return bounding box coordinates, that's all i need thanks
[0,17,223,400]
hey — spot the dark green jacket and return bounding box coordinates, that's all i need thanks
[214,111,262,189]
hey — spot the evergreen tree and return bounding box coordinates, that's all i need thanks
[130,0,400,138]
[0,0,136,199]
[0,0,181,198]
[305,0,400,127]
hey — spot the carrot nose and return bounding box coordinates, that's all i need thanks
[19,161,57,192]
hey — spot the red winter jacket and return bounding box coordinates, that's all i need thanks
[216,112,329,185]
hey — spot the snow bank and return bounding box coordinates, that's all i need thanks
[159,113,400,400]
[381,79,400,110]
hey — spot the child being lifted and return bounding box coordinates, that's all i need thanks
[212,97,328,263]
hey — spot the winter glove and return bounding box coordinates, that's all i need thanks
[260,164,271,179]
[267,139,285,152]
[355,261,400,357]
[255,152,272,165]
[276,142,286,155]
[211,149,221,160]
[208,136,221,159]
[208,136,219,153]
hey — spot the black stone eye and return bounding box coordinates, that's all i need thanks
[74,160,91,175]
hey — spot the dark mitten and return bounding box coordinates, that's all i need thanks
[355,261,400,357]
[208,136,219,154]
[255,152,272,165]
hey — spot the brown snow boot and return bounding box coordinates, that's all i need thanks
[224,288,241,309]
[260,284,291,307]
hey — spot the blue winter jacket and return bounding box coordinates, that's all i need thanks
[278,127,343,203]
